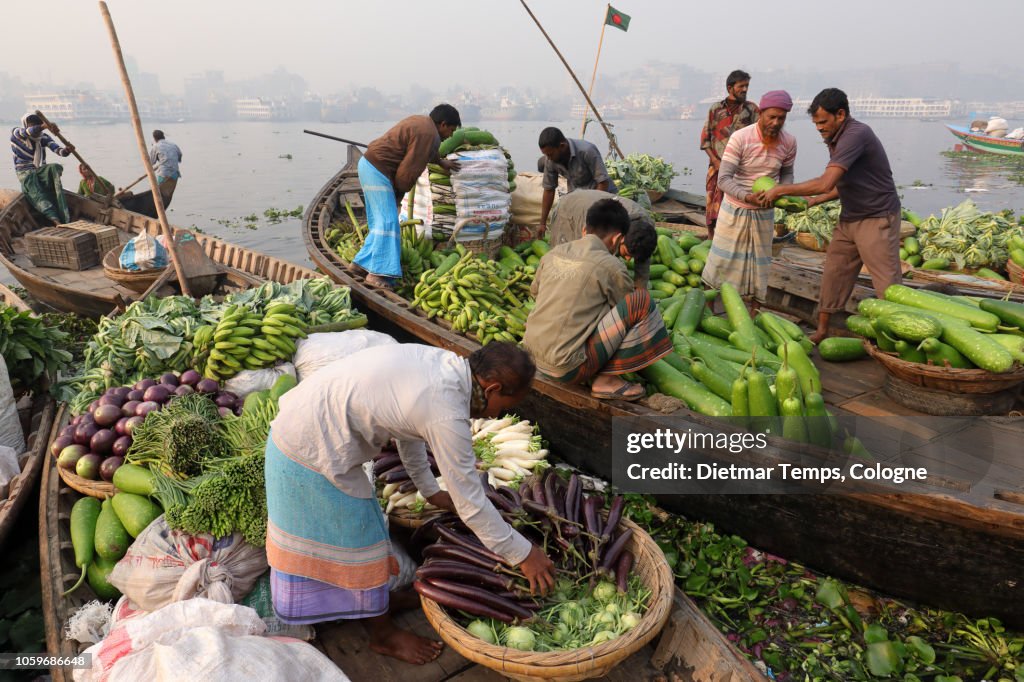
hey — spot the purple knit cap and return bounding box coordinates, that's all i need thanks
[759,90,793,112]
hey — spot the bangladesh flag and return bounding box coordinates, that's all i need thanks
[605,5,630,31]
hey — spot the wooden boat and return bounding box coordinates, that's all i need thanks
[0,188,316,318]
[304,146,1024,626]
[946,124,1024,157]
[0,284,56,551]
[40,398,761,682]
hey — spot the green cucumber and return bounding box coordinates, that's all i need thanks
[975,268,1006,281]
[662,352,690,374]
[844,315,877,339]
[652,280,677,296]
[731,375,749,425]
[670,257,691,276]
[884,285,1000,331]
[979,299,1024,329]
[941,323,1015,373]
[693,330,731,348]
[662,270,688,287]
[647,264,669,279]
[87,555,122,601]
[779,340,821,397]
[531,240,550,258]
[677,233,703,251]
[906,254,922,267]
[65,497,102,596]
[671,332,693,358]
[804,393,832,448]
[656,235,676,268]
[112,463,156,496]
[111,493,162,538]
[700,315,734,340]
[781,396,808,442]
[720,282,760,352]
[918,337,974,369]
[899,248,909,261]
[894,339,927,364]
[1009,248,1024,268]
[689,357,736,401]
[875,310,944,342]
[662,298,687,330]
[774,346,802,411]
[921,258,949,270]
[990,334,1024,362]
[746,363,778,434]
[640,361,732,417]
[818,337,868,362]
[903,236,920,254]
[674,289,706,336]
[95,498,130,562]
[687,335,742,381]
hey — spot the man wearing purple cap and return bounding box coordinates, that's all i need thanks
[759,88,900,343]
[699,70,759,241]
[702,90,796,309]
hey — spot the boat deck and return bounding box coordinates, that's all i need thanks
[8,249,136,300]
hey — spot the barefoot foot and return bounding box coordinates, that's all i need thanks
[369,617,444,665]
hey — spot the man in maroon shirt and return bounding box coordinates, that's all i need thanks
[760,88,901,343]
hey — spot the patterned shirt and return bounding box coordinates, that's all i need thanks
[149,139,182,180]
[718,124,797,209]
[11,125,66,172]
[699,99,760,160]
[542,138,617,194]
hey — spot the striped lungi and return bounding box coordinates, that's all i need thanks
[554,289,673,384]
[265,433,397,625]
[701,200,774,302]
[353,156,402,279]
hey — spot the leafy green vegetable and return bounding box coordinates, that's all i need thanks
[917,199,1024,270]
[605,153,679,204]
[127,393,226,478]
[0,304,73,395]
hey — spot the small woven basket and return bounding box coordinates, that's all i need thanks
[863,339,1024,395]
[1008,259,1024,287]
[103,245,167,293]
[419,517,673,681]
[795,232,828,252]
[57,464,115,499]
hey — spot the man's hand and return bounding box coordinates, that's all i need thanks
[536,223,547,238]
[757,186,785,207]
[426,490,455,512]
[60,146,74,157]
[711,157,721,172]
[517,545,556,596]
[439,158,461,173]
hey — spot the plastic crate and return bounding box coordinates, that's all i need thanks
[25,227,99,270]
[63,220,121,259]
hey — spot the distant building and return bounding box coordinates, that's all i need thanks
[792,96,960,119]
[24,91,125,123]
[235,97,292,121]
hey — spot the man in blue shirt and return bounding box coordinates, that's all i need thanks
[10,113,74,225]
[149,130,183,208]
[537,127,616,237]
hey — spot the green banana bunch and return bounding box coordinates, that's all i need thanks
[202,303,264,381]
[250,302,309,368]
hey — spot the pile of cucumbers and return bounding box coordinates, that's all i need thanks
[640,229,711,299]
[846,284,1024,372]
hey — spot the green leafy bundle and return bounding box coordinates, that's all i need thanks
[917,199,1024,269]
[0,304,72,394]
[605,153,678,203]
[126,393,226,478]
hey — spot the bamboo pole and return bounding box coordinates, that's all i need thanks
[580,5,609,138]
[518,0,624,159]
[114,174,147,198]
[98,1,192,297]
[33,110,95,173]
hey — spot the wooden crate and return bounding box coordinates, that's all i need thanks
[25,227,99,270]
[63,220,120,259]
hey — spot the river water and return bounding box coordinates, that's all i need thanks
[2,118,1023,277]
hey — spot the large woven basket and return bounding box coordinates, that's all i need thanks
[863,339,1024,395]
[57,462,115,499]
[102,245,167,293]
[795,232,828,252]
[420,517,674,682]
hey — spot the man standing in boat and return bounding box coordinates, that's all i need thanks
[149,130,183,208]
[546,188,658,289]
[759,88,901,343]
[703,90,797,310]
[10,114,74,225]
[700,70,759,242]
[536,127,617,237]
[354,104,462,289]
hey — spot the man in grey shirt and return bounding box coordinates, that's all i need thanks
[148,129,183,208]
[537,127,616,236]
[548,189,656,288]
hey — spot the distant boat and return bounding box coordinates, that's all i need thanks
[946,124,1024,157]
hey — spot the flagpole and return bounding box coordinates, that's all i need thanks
[580,4,609,138]
[518,0,624,159]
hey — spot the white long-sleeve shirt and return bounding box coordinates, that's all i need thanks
[270,343,532,565]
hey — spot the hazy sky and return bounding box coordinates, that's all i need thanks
[4,0,1022,94]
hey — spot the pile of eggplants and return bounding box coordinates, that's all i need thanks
[412,469,635,624]
[372,445,442,500]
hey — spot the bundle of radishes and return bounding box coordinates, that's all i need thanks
[372,415,550,515]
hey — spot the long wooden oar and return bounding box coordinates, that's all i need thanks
[303,129,368,148]
[98,1,192,297]
[114,174,147,198]
[33,110,97,173]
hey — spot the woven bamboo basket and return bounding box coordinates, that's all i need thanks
[102,245,167,293]
[795,232,828,252]
[57,463,115,499]
[1008,259,1024,287]
[863,339,1024,395]
[882,372,1017,416]
[420,517,674,682]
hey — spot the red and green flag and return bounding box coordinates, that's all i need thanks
[605,5,630,32]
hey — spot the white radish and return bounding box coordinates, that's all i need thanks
[490,431,533,445]
[498,457,544,472]
[488,466,518,481]
[493,444,535,459]
[491,459,532,477]
[501,422,534,434]
[380,482,400,499]
[472,417,515,440]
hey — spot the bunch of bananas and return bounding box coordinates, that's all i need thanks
[409,249,533,345]
[400,222,433,284]
[195,302,310,380]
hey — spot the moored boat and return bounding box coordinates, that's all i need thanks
[304,146,1024,626]
[0,284,56,551]
[0,188,319,318]
[946,124,1024,157]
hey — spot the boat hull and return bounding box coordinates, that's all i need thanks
[947,125,1024,156]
